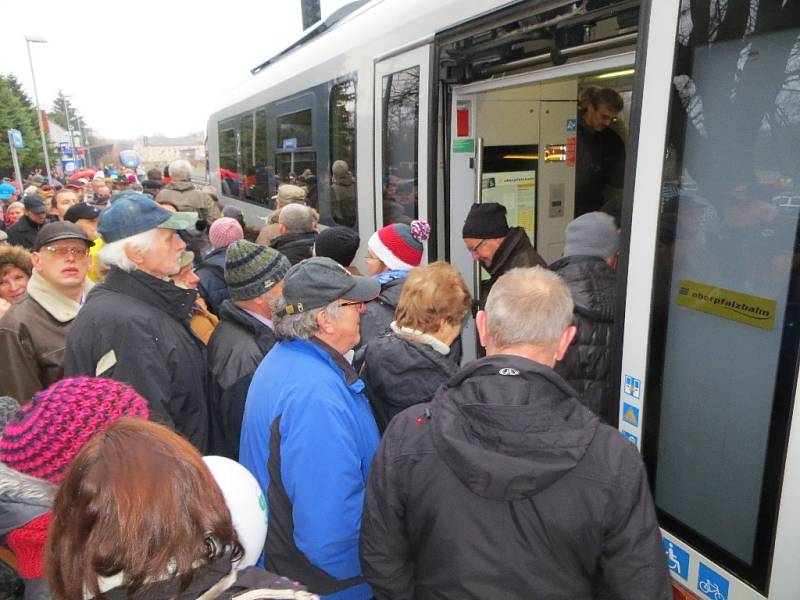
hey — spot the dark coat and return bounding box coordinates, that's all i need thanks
[575,116,626,217]
[195,247,229,315]
[270,231,317,265]
[550,254,617,423]
[64,267,209,452]
[360,355,671,600]
[358,277,404,349]
[361,332,459,433]
[480,227,547,306]
[207,300,277,459]
[6,216,43,250]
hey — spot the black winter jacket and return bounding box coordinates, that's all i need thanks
[360,355,671,600]
[358,277,404,349]
[362,332,459,433]
[575,116,626,217]
[270,231,317,265]
[6,216,43,250]
[550,254,616,424]
[480,227,547,306]
[207,300,277,459]
[196,247,230,315]
[64,267,209,452]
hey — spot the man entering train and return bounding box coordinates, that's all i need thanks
[575,86,626,218]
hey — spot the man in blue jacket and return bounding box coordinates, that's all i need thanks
[239,257,380,600]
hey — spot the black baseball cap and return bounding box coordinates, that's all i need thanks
[34,222,91,250]
[23,195,47,214]
[64,202,101,223]
[281,257,380,315]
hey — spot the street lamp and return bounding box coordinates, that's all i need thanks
[25,34,53,185]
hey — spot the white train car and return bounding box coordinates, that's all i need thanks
[207,1,800,598]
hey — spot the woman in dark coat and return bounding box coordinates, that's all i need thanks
[362,262,471,433]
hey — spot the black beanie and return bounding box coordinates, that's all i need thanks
[314,226,360,267]
[462,202,510,239]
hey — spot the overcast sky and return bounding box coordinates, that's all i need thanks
[1,1,349,140]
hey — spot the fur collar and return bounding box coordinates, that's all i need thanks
[26,271,93,323]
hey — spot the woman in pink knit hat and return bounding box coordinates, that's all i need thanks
[358,220,430,350]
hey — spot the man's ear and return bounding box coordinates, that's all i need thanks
[279,223,288,236]
[475,309,489,349]
[554,325,577,362]
[124,243,144,266]
[316,307,335,335]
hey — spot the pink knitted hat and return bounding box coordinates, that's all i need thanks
[0,377,149,483]
[209,217,244,249]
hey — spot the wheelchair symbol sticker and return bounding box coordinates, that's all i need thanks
[662,538,689,580]
[698,563,729,600]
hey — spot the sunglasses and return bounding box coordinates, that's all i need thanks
[42,245,89,257]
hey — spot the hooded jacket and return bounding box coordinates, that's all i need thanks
[360,355,670,600]
[64,267,209,452]
[361,329,458,433]
[156,181,221,223]
[6,216,43,251]
[207,300,277,459]
[0,271,93,403]
[357,275,405,349]
[481,227,547,306]
[550,254,616,423]
[269,231,318,266]
[196,247,230,315]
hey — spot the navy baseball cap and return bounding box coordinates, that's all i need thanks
[64,202,101,223]
[23,195,47,214]
[97,192,197,243]
[281,257,380,316]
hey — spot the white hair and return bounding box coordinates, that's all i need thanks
[279,203,314,234]
[272,296,341,340]
[97,229,161,272]
[485,267,574,349]
[168,159,192,182]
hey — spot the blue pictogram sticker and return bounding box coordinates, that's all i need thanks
[622,403,640,428]
[566,118,577,132]
[698,563,729,600]
[662,538,689,580]
[624,374,641,399]
[282,137,298,150]
[620,430,638,446]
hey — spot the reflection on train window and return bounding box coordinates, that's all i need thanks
[240,113,255,202]
[646,6,800,591]
[249,109,273,206]
[277,110,312,149]
[218,125,239,198]
[329,80,357,228]
[381,66,419,226]
[276,152,316,188]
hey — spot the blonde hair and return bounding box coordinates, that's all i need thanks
[395,261,471,334]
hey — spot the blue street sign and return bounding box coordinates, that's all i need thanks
[662,538,690,580]
[9,129,23,148]
[282,137,298,150]
[698,563,729,600]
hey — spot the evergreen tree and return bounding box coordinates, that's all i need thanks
[0,74,52,178]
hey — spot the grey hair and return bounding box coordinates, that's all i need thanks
[97,228,160,272]
[485,267,574,349]
[7,201,24,212]
[168,159,192,182]
[272,295,341,341]
[278,203,314,234]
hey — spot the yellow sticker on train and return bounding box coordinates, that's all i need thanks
[677,280,776,331]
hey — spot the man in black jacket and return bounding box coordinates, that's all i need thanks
[206,240,290,459]
[6,195,47,250]
[361,266,670,600]
[550,211,619,424]
[462,202,546,309]
[269,203,317,265]
[64,193,210,451]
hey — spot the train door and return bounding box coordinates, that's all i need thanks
[374,44,432,261]
[619,1,800,598]
[447,53,634,361]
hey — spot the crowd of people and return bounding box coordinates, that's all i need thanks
[0,151,671,599]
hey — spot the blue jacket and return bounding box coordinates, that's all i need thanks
[239,338,379,600]
[196,247,229,315]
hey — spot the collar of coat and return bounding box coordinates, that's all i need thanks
[103,267,197,324]
[26,270,94,323]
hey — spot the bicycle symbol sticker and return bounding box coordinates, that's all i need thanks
[698,563,729,600]
[662,538,689,580]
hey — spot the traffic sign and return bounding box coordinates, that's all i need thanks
[8,129,23,148]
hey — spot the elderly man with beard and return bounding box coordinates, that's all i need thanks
[64,193,210,451]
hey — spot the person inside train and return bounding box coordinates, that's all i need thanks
[360,266,671,600]
[575,86,626,218]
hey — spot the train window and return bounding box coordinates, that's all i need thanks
[250,109,273,206]
[218,124,240,198]
[276,152,316,186]
[381,66,419,226]
[645,4,800,591]
[277,109,312,149]
[240,113,255,201]
[329,79,357,228]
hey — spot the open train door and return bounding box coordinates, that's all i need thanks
[619,2,800,599]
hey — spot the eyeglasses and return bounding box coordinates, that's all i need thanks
[467,239,487,254]
[43,245,89,257]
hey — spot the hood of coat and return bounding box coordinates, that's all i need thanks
[375,275,405,309]
[101,267,196,325]
[164,181,196,192]
[26,270,94,323]
[430,355,598,501]
[549,255,616,322]
[216,300,275,352]
[0,463,55,536]
[270,230,317,250]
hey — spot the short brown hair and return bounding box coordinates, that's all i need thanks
[581,86,624,113]
[0,245,32,278]
[394,261,471,333]
[46,418,241,600]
